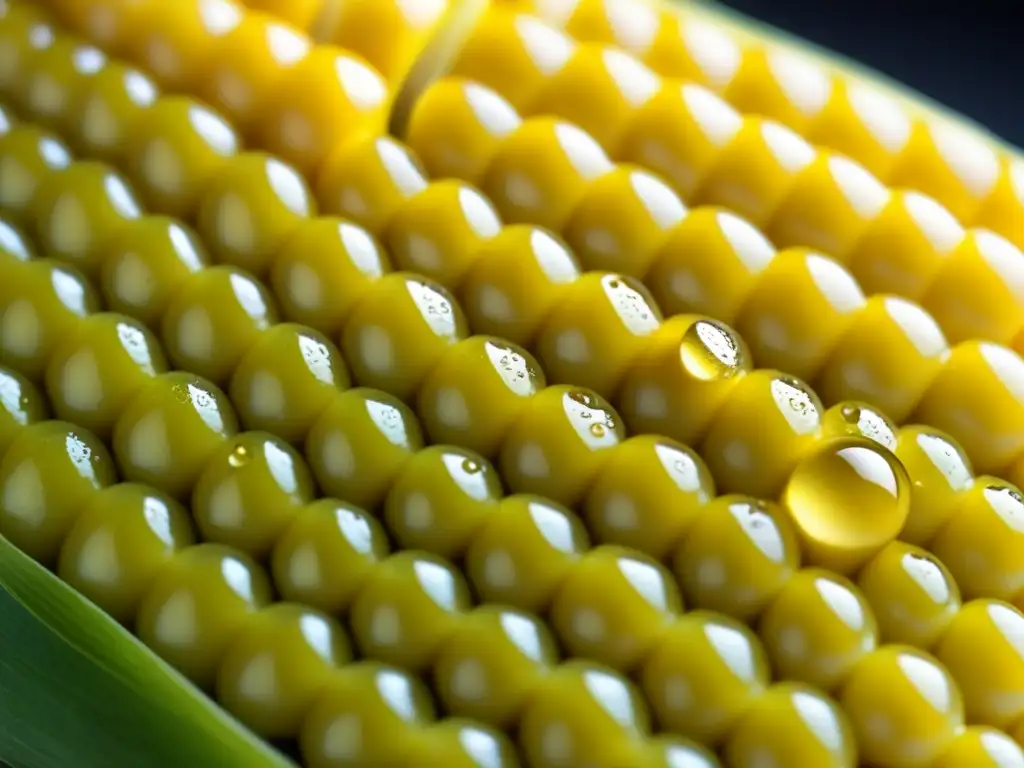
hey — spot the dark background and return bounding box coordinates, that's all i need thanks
[716,0,1023,148]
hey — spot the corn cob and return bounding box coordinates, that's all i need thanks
[4,2,1024,768]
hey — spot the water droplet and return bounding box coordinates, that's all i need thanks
[568,390,594,406]
[679,320,745,381]
[462,458,481,474]
[171,383,190,404]
[228,443,250,467]
[590,423,606,438]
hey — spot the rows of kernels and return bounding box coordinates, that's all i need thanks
[39,0,391,181]
[234,0,463,92]
[0,10,1021,589]
[0,117,942,765]
[405,67,1024,367]
[501,0,1024,254]
[0,334,995,768]
[0,193,993,768]
[0,368,524,767]
[0,354,838,768]
[0,90,530,753]
[395,77,1024,483]
[9,6,1024,768]
[0,317,716,767]
[0,93,811,765]
[15,0,1010,433]
[1,57,1017,571]
[0,124,999,643]
[435,13,1024,345]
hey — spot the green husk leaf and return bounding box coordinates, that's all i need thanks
[678,0,1023,155]
[0,534,295,768]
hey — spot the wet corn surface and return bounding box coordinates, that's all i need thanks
[2,1,1024,767]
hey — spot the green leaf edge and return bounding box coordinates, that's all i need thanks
[678,0,1024,156]
[0,533,295,768]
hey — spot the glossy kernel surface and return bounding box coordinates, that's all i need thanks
[913,341,1024,476]
[341,272,469,403]
[450,9,577,112]
[315,135,427,237]
[844,189,964,301]
[405,77,522,186]
[498,385,624,507]
[930,479,1024,602]
[299,662,436,768]
[644,206,775,325]
[30,160,141,279]
[58,482,195,625]
[1,258,99,384]
[535,271,663,398]
[269,216,391,339]
[758,567,879,691]
[305,387,424,510]
[271,498,390,614]
[69,62,160,163]
[524,42,660,152]
[617,81,742,202]
[699,369,823,499]
[191,431,316,559]
[692,117,815,227]
[549,545,683,671]
[383,180,502,290]
[838,645,965,768]
[0,125,72,230]
[932,726,1024,768]
[733,247,866,382]
[893,424,975,546]
[722,683,856,768]
[416,336,546,459]
[672,494,801,623]
[458,224,581,348]
[617,315,751,447]
[216,603,351,739]
[0,366,48,458]
[44,311,167,440]
[348,550,472,672]
[921,229,1024,346]
[432,605,559,729]
[481,117,614,232]
[135,543,272,689]
[125,0,243,93]
[196,151,315,278]
[815,294,949,424]
[228,323,350,445]
[100,216,209,329]
[856,540,962,649]
[764,151,890,257]
[0,419,117,564]
[583,434,715,560]
[465,493,590,614]
[160,265,278,387]
[199,11,311,133]
[255,46,389,179]
[518,661,651,768]
[640,610,770,745]
[112,371,239,501]
[934,599,1024,728]
[122,96,240,219]
[383,445,504,559]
